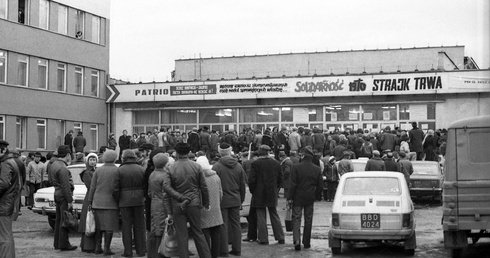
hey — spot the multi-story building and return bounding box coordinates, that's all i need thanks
[108,46,489,138]
[0,0,110,153]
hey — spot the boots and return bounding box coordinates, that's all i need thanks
[104,231,115,256]
[94,231,103,254]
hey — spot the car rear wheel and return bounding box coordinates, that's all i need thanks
[48,215,55,230]
[328,231,341,254]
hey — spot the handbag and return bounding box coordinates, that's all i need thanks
[62,208,79,231]
[159,218,179,257]
[85,208,96,237]
[285,202,293,232]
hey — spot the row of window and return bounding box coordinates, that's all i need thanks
[0,116,99,150]
[0,50,100,96]
[0,0,103,44]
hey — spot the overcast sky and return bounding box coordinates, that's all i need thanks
[109,0,490,83]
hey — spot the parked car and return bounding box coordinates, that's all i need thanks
[32,163,97,229]
[409,161,443,202]
[329,171,416,255]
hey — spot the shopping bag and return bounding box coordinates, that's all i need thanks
[158,218,179,257]
[285,202,293,232]
[85,209,96,237]
[62,208,79,231]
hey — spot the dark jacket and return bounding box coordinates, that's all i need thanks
[87,163,118,210]
[113,160,145,207]
[384,158,399,172]
[49,159,73,203]
[188,131,200,153]
[166,157,209,209]
[64,133,73,151]
[280,157,294,189]
[323,161,338,182]
[73,135,87,153]
[119,135,131,150]
[212,156,246,208]
[0,153,21,216]
[380,132,396,151]
[409,127,424,152]
[249,156,282,208]
[365,157,386,171]
[287,157,323,206]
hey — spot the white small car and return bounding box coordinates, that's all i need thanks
[328,171,416,255]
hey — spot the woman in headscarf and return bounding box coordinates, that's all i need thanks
[79,153,98,253]
[423,129,438,161]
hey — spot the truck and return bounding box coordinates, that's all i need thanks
[442,115,490,257]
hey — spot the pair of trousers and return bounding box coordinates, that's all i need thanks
[326,181,338,200]
[220,207,241,254]
[203,225,221,258]
[28,182,40,206]
[256,207,284,243]
[246,206,257,240]
[292,204,314,246]
[173,206,211,258]
[54,196,71,249]
[147,231,166,258]
[0,216,15,258]
[120,206,146,256]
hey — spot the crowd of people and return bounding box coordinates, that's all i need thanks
[0,121,448,257]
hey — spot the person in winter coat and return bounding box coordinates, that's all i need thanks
[409,122,424,160]
[359,135,374,158]
[113,150,146,257]
[0,140,22,257]
[323,156,338,201]
[212,143,246,256]
[197,157,224,258]
[107,133,117,150]
[73,132,87,153]
[64,130,74,158]
[288,127,301,153]
[384,152,399,171]
[423,130,438,161]
[78,153,98,253]
[147,153,186,258]
[364,150,386,171]
[118,130,131,162]
[87,150,119,255]
[287,146,323,251]
[188,128,201,153]
[398,152,414,187]
[337,152,354,177]
[279,151,294,198]
[249,145,285,245]
[26,152,45,209]
[311,128,325,155]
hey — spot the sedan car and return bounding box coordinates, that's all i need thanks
[409,161,443,202]
[329,171,416,255]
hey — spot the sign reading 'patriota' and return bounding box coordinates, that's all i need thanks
[107,70,490,103]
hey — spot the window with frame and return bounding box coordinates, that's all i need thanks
[0,116,4,140]
[91,16,100,44]
[326,105,360,122]
[16,117,25,148]
[18,0,29,24]
[90,124,98,150]
[57,63,66,91]
[17,54,28,86]
[74,122,82,135]
[161,110,197,124]
[36,119,46,149]
[37,59,48,89]
[75,66,83,94]
[38,0,49,29]
[0,0,7,19]
[427,103,436,120]
[91,70,99,96]
[239,108,279,123]
[57,4,67,34]
[0,50,6,83]
[75,10,84,39]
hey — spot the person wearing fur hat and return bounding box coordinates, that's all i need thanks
[212,143,246,256]
[166,142,211,258]
[78,153,98,253]
[249,145,285,245]
[287,146,323,251]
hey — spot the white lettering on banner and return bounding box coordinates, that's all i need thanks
[219,83,287,93]
[135,88,169,96]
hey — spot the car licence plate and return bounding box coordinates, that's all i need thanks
[361,213,380,229]
[48,201,55,207]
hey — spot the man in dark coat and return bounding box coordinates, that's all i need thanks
[0,140,21,257]
[379,127,396,152]
[384,152,399,172]
[409,122,424,160]
[50,145,77,251]
[364,150,386,171]
[113,149,146,257]
[249,145,285,245]
[287,146,323,250]
[212,143,246,256]
[118,130,131,163]
[73,132,87,153]
[188,128,201,153]
[64,130,74,158]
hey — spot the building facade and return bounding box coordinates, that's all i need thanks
[0,0,110,153]
[108,46,489,138]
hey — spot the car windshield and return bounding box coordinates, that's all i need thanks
[343,177,401,195]
[69,167,85,185]
[412,163,440,175]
